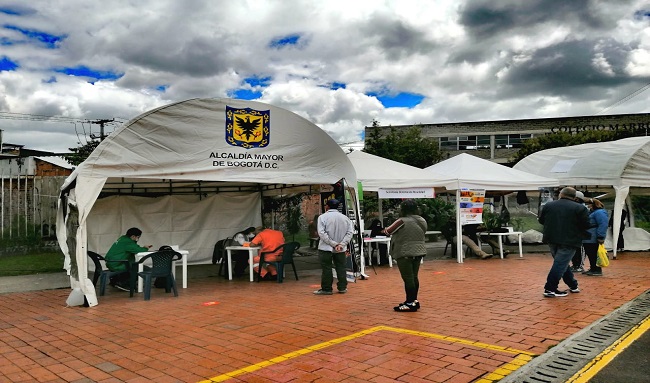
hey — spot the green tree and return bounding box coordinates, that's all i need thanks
[64,139,100,166]
[364,121,443,168]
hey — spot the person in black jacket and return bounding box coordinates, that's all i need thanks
[538,187,590,298]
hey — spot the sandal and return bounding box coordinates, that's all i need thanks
[393,302,418,312]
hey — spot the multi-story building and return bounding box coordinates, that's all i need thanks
[365,112,650,164]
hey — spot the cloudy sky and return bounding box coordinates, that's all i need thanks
[1,0,649,153]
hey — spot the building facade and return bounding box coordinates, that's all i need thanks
[365,112,650,164]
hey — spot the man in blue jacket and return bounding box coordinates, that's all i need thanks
[538,187,590,297]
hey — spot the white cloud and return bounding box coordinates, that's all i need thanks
[0,0,649,153]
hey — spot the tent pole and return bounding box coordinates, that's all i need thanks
[612,186,629,259]
[456,189,463,264]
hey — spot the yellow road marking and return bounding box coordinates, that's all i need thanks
[197,326,535,383]
[566,314,650,383]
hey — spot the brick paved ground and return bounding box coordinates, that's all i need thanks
[1,250,649,383]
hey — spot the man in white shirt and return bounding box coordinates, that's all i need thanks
[314,199,354,295]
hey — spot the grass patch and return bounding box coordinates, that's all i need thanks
[0,252,65,276]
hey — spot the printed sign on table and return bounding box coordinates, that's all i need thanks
[459,188,485,225]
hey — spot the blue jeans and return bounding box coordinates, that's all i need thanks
[396,256,422,302]
[318,250,347,292]
[545,244,579,292]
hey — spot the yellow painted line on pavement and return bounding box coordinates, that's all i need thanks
[197,325,536,383]
[566,314,650,383]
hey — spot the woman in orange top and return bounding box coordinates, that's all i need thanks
[249,226,285,280]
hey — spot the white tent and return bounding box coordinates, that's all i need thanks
[424,153,560,262]
[56,98,357,306]
[347,150,453,192]
[513,136,650,256]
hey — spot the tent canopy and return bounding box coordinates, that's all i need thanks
[513,136,650,254]
[56,98,357,306]
[347,150,453,192]
[424,153,560,191]
[512,136,650,188]
[424,153,560,263]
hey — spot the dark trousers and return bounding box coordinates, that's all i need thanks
[584,242,601,272]
[231,251,249,277]
[109,271,131,286]
[571,247,584,268]
[545,244,579,292]
[396,256,423,303]
[318,250,347,292]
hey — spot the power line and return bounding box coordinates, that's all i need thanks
[0,111,126,124]
[0,111,85,122]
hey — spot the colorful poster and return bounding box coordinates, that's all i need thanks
[459,188,486,225]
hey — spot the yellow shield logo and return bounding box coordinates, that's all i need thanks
[225,106,270,149]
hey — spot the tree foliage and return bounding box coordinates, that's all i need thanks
[364,120,443,168]
[64,139,100,166]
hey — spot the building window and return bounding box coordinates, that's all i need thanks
[440,133,535,150]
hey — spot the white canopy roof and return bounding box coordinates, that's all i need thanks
[424,153,560,263]
[57,98,357,306]
[512,136,650,188]
[514,136,650,255]
[424,153,560,190]
[62,98,356,187]
[347,150,452,192]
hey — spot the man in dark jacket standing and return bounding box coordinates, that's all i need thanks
[538,187,590,297]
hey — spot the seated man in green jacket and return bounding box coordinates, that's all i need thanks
[105,227,152,291]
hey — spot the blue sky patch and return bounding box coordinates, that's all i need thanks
[0,7,22,15]
[634,10,650,19]
[244,76,271,87]
[321,82,345,90]
[55,65,123,83]
[4,25,65,49]
[368,91,425,108]
[269,33,302,48]
[230,89,262,100]
[155,85,168,92]
[0,56,18,71]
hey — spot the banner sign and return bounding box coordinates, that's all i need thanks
[459,188,485,225]
[377,188,435,199]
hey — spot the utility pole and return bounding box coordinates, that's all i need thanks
[89,119,114,141]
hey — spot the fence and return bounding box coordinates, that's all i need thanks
[0,175,66,239]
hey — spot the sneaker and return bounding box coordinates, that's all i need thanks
[572,266,584,272]
[543,289,569,297]
[394,302,418,312]
[313,289,333,295]
[338,289,347,294]
[570,287,580,293]
[585,270,603,276]
[114,283,130,292]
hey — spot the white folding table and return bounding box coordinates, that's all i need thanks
[477,232,523,259]
[224,246,260,282]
